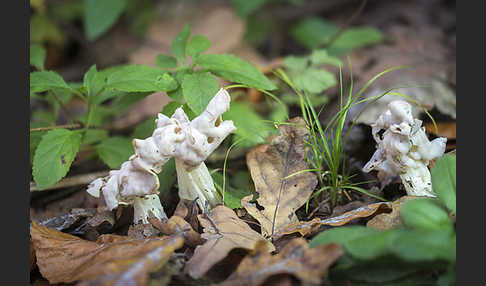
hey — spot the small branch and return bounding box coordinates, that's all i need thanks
[30,123,83,132]
[30,170,110,192]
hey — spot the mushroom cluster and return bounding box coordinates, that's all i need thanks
[87,88,236,224]
[363,100,447,197]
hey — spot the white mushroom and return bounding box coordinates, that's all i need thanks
[86,88,236,223]
[363,100,447,197]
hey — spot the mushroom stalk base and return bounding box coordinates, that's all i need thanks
[175,158,222,211]
[133,194,168,224]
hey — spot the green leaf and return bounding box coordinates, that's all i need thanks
[171,24,191,63]
[232,0,265,17]
[96,137,134,169]
[30,71,70,95]
[400,198,453,233]
[81,129,109,147]
[155,54,178,69]
[283,56,308,71]
[32,129,83,190]
[106,65,178,92]
[182,72,219,114]
[110,92,151,113]
[186,35,211,59]
[30,131,46,164]
[212,170,253,209]
[328,27,384,55]
[391,229,456,262]
[83,65,106,99]
[290,17,337,50]
[30,13,64,45]
[310,49,342,66]
[431,154,456,214]
[345,229,405,260]
[293,68,337,94]
[310,226,379,248]
[222,102,274,147]
[131,117,156,139]
[83,0,128,41]
[161,101,183,117]
[196,54,276,90]
[125,0,156,36]
[30,44,46,70]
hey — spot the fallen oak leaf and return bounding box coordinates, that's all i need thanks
[272,202,392,239]
[184,205,275,279]
[242,117,318,237]
[217,238,342,286]
[30,221,183,285]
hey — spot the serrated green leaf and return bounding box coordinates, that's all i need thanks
[182,72,219,114]
[106,65,178,92]
[32,129,82,190]
[196,53,276,90]
[290,17,337,50]
[155,54,178,69]
[30,43,46,70]
[431,154,456,214]
[232,0,266,17]
[222,102,274,147]
[83,65,106,99]
[186,35,211,59]
[30,71,70,95]
[293,68,337,94]
[131,117,156,139]
[171,24,191,62]
[182,103,197,120]
[84,0,128,41]
[400,198,453,233]
[328,27,384,55]
[96,137,134,169]
[110,92,151,113]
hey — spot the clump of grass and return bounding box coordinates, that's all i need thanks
[274,59,436,210]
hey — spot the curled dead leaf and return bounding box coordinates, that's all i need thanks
[243,117,318,237]
[185,205,275,279]
[30,221,183,285]
[218,238,342,286]
[273,202,392,239]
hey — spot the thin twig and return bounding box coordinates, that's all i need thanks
[30,170,110,192]
[30,123,83,132]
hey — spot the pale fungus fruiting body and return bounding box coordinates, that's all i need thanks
[363,100,447,197]
[86,88,236,223]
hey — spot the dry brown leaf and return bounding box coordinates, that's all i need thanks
[185,205,275,279]
[273,202,392,239]
[242,117,318,237]
[218,238,342,286]
[366,196,418,230]
[150,215,204,247]
[30,221,183,285]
